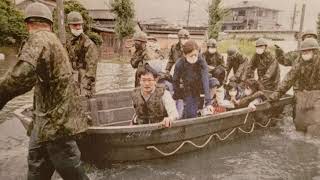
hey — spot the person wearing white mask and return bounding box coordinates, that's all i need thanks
[203,38,225,73]
[66,11,99,98]
[165,29,190,73]
[246,38,280,91]
[232,79,266,111]
[269,38,320,137]
[172,40,211,118]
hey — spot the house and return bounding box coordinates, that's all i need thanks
[16,0,56,11]
[140,18,207,50]
[222,1,281,31]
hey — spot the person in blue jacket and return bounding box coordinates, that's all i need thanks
[172,40,211,118]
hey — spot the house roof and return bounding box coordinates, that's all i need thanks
[227,1,281,11]
[77,0,112,10]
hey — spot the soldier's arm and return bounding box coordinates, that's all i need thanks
[226,56,232,76]
[83,42,99,96]
[219,54,226,68]
[0,61,36,110]
[275,47,299,66]
[165,45,176,72]
[276,63,300,95]
[0,32,45,110]
[263,57,279,80]
[246,55,257,79]
[130,50,143,68]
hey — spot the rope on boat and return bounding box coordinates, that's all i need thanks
[146,112,274,157]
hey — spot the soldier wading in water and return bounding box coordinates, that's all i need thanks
[0,3,89,179]
[270,38,320,137]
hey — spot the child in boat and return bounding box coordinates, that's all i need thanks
[200,77,226,116]
[232,78,266,111]
[172,40,211,118]
[223,81,245,109]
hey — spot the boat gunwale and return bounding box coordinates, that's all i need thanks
[13,93,293,134]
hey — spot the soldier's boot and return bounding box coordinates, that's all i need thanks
[47,139,90,180]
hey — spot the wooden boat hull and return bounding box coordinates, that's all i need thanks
[14,90,293,167]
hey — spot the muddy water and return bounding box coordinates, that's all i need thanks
[0,58,320,180]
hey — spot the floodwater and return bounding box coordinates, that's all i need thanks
[1,54,320,180]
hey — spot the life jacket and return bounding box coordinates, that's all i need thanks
[132,85,168,124]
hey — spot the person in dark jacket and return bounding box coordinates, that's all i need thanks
[172,40,211,118]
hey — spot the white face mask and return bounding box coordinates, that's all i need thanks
[229,90,237,97]
[71,28,83,37]
[302,52,313,61]
[180,39,188,45]
[186,56,198,64]
[208,48,217,54]
[256,47,265,55]
[244,88,252,96]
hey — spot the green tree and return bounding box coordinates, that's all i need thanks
[317,13,320,43]
[207,0,228,40]
[53,0,102,46]
[111,0,135,54]
[0,0,27,47]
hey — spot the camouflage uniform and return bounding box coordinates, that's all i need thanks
[203,51,225,68]
[247,50,280,90]
[275,48,300,66]
[130,48,152,87]
[165,42,184,72]
[227,52,249,83]
[0,29,89,179]
[66,33,98,98]
[132,85,168,124]
[271,51,320,134]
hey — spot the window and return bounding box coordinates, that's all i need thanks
[258,10,263,17]
[238,10,246,16]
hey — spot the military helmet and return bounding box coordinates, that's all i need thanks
[67,11,84,24]
[133,31,148,42]
[255,38,268,47]
[227,47,238,56]
[299,38,320,51]
[302,30,318,40]
[178,29,190,38]
[24,2,53,23]
[207,38,217,47]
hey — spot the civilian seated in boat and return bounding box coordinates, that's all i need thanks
[232,79,267,111]
[200,77,226,116]
[131,64,179,127]
[223,81,245,109]
[172,40,211,118]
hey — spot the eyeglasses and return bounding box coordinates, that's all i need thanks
[140,79,155,83]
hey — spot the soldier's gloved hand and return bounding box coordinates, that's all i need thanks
[84,89,93,98]
[268,92,281,102]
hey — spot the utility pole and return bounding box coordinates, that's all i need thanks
[57,0,66,45]
[297,3,306,49]
[186,0,192,27]
[291,3,297,30]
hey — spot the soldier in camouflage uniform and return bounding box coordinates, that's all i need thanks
[0,3,89,179]
[66,11,99,98]
[203,38,225,72]
[130,31,152,87]
[226,47,249,84]
[270,38,320,136]
[165,29,190,73]
[247,38,280,90]
[275,30,318,67]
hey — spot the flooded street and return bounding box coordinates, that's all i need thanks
[1,57,320,180]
